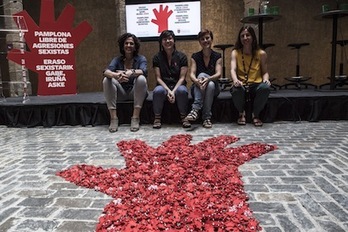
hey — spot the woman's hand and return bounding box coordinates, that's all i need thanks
[263,79,271,86]
[167,90,175,103]
[233,79,243,87]
[115,71,129,83]
[199,78,209,90]
[124,69,134,77]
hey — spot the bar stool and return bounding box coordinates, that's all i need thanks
[214,44,234,90]
[261,43,280,91]
[319,39,348,89]
[281,43,317,90]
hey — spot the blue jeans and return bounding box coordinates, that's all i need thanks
[152,85,189,116]
[191,73,220,120]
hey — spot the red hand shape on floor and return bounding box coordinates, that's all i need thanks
[151,5,173,33]
[57,134,276,231]
[6,0,92,95]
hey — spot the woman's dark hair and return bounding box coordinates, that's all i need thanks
[197,29,214,40]
[118,33,140,56]
[234,26,259,54]
[158,30,176,51]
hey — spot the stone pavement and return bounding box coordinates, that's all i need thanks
[0,121,347,232]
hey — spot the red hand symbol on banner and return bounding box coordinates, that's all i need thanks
[151,5,173,33]
[6,0,92,95]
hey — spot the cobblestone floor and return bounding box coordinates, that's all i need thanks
[0,121,347,232]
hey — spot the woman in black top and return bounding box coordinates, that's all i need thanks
[152,30,191,129]
[185,29,222,128]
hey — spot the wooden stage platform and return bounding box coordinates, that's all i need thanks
[0,89,347,127]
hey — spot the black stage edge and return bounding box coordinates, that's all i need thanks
[0,89,347,128]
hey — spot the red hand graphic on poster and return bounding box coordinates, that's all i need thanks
[151,5,173,33]
[7,0,92,95]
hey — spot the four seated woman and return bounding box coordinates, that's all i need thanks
[103,28,271,130]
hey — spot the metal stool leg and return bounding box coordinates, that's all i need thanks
[281,43,317,90]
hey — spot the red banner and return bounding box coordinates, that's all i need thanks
[7,0,92,95]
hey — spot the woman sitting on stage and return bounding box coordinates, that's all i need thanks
[230,26,271,126]
[185,29,222,128]
[152,30,191,129]
[103,33,148,132]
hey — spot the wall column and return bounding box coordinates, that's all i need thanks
[115,0,126,36]
[2,0,31,97]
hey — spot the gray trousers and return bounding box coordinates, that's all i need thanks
[230,82,270,118]
[103,75,147,110]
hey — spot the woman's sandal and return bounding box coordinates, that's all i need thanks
[153,118,161,129]
[108,118,119,133]
[253,117,263,127]
[181,116,191,128]
[130,117,140,132]
[203,119,212,128]
[186,109,199,121]
[237,114,246,125]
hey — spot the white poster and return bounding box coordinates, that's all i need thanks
[126,1,201,39]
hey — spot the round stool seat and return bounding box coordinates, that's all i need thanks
[285,76,311,82]
[333,75,347,80]
[261,43,275,49]
[335,40,348,46]
[213,44,234,50]
[288,43,309,49]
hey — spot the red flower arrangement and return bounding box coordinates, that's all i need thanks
[57,134,276,231]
